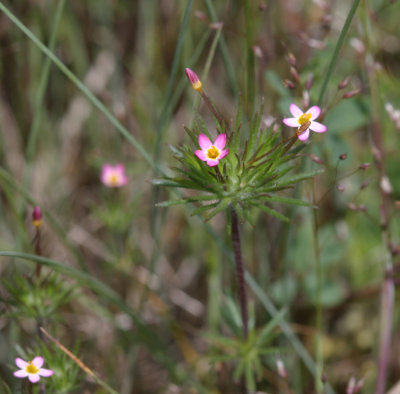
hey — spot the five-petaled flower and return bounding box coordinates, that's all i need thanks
[100,163,128,188]
[283,104,327,141]
[195,134,229,167]
[14,357,54,383]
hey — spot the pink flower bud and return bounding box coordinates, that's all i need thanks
[283,79,295,89]
[343,89,361,99]
[185,68,202,93]
[32,206,43,228]
[338,77,351,90]
[276,359,287,379]
[339,153,348,160]
[359,163,371,170]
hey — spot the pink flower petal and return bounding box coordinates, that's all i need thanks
[28,374,40,383]
[38,368,54,377]
[195,150,207,161]
[198,134,212,150]
[114,163,125,173]
[32,357,44,368]
[213,134,226,150]
[307,106,321,120]
[206,159,219,167]
[310,121,327,133]
[283,117,299,127]
[14,370,28,378]
[289,103,303,117]
[298,128,310,141]
[219,149,229,160]
[15,358,28,369]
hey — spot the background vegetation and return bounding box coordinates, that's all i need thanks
[0,0,400,392]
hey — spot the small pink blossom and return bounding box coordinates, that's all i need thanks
[100,163,128,188]
[14,357,53,384]
[282,104,327,141]
[195,134,229,167]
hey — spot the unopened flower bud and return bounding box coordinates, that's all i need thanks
[380,175,393,194]
[276,359,287,379]
[310,154,323,164]
[359,163,370,170]
[185,68,202,93]
[32,206,43,228]
[360,178,371,190]
[355,378,364,392]
[343,89,361,99]
[305,72,314,90]
[290,66,299,82]
[302,90,310,109]
[347,376,356,394]
[283,79,295,89]
[287,53,296,66]
[339,153,348,160]
[252,45,263,58]
[337,184,345,192]
[338,76,351,90]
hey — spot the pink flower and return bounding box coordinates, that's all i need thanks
[195,134,229,167]
[14,357,54,383]
[185,68,202,92]
[282,104,327,141]
[100,163,128,188]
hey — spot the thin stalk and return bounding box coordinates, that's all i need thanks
[203,0,239,100]
[230,206,248,340]
[317,0,362,106]
[312,180,323,393]
[25,0,66,161]
[244,0,255,115]
[360,2,395,391]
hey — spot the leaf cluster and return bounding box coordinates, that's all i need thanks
[154,106,323,222]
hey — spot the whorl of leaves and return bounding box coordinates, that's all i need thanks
[153,106,322,223]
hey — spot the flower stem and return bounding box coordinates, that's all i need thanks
[230,206,248,340]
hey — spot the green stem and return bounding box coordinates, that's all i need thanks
[312,180,323,393]
[203,0,239,100]
[318,0,362,106]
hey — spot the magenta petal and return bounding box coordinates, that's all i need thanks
[298,128,310,141]
[198,134,212,150]
[214,134,226,149]
[14,370,28,378]
[310,121,327,133]
[29,374,40,383]
[195,150,207,161]
[289,103,303,117]
[307,106,321,120]
[15,358,28,369]
[32,357,44,368]
[38,368,54,377]
[283,117,299,127]
[206,159,219,167]
[219,149,229,160]
[114,163,125,173]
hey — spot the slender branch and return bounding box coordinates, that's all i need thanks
[230,206,249,340]
[318,0,362,106]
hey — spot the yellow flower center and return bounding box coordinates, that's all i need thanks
[298,113,311,125]
[206,146,220,160]
[25,362,39,374]
[109,173,119,186]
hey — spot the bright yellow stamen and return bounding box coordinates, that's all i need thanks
[206,146,220,160]
[192,80,202,93]
[298,113,311,125]
[25,362,39,374]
